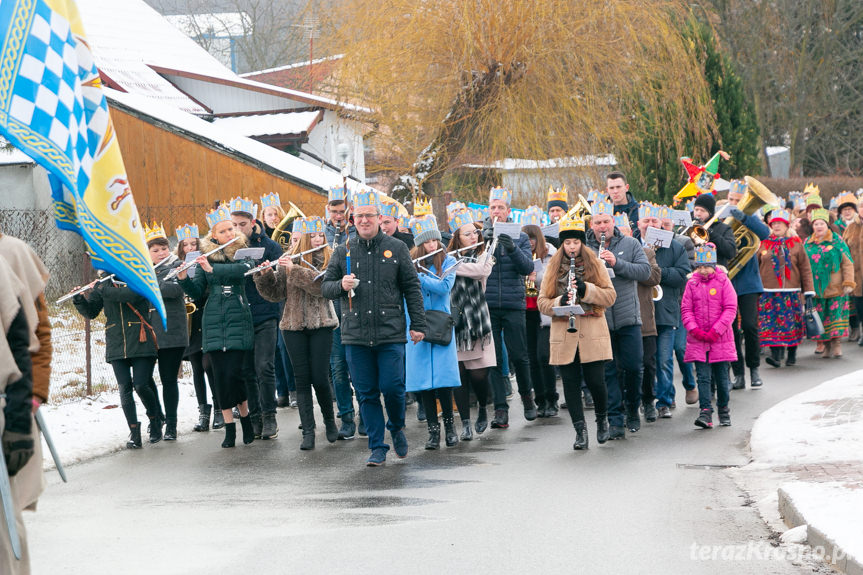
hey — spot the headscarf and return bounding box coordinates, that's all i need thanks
[760,234,802,288]
[804,230,852,295]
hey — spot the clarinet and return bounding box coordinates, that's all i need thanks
[567,256,578,333]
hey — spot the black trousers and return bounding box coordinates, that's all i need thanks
[732,293,760,374]
[641,335,657,405]
[283,328,335,429]
[188,350,219,410]
[156,347,185,420]
[111,357,159,426]
[559,352,607,425]
[210,350,247,409]
[453,364,490,422]
[526,310,558,404]
[421,388,454,426]
[488,307,533,410]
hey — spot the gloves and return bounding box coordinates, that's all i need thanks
[576,277,587,298]
[482,228,494,242]
[498,233,515,253]
[3,431,34,477]
[705,328,721,343]
[690,327,708,341]
[729,207,746,222]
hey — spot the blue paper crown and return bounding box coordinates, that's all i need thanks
[228,196,258,219]
[399,215,410,228]
[409,215,438,237]
[292,219,303,235]
[353,190,382,211]
[587,190,608,204]
[489,187,512,205]
[828,196,838,210]
[728,180,748,198]
[175,223,200,241]
[694,244,717,265]
[769,209,791,224]
[206,205,233,229]
[260,193,280,209]
[522,206,544,227]
[447,201,467,216]
[592,199,614,216]
[449,209,474,232]
[380,200,400,218]
[685,199,695,211]
[329,186,348,203]
[299,216,325,234]
[614,213,630,228]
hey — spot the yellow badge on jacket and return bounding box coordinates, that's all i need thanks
[384,250,393,258]
[709,288,717,295]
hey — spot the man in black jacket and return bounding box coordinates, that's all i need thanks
[322,191,427,467]
[607,171,641,239]
[692,193,737,266]
[482,187,537,429]
[231,198,283,440]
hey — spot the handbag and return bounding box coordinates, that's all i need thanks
[804,304,825,339]
[423,309,455,346]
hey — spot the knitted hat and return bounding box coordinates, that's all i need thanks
[410,215,442,245]
[558,216,586,243]
[693,193,716,218]
[547,186,568,212]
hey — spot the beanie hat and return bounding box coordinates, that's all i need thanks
[693,193,716,218]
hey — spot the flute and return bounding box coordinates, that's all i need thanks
[244,244,326,276]
[446,241,483,256]
[411,247,444,263]
[164,235,241,280]
[56,255,173,304]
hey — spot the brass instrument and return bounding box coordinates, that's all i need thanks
[651,285,663,301]
[567,256,579,333]
[681,222,711,246]
[271,201,306,252]
[563,193,593,223]
[724,176,779,279]
[185,297,197,333]
[525,255,539,297]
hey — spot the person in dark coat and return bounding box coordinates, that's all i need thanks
[692,193,737,266]
[229,197,283,440]
[481,187,537,429]
[545,187,569,248]
[321,190,427,467]
[179,206,256,448]
[606,171,641,239]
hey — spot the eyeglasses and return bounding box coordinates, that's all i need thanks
[354,213,379,220]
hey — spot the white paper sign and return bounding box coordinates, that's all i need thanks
[541,223,559,238]
[644,226,674,249]
[671,210,692,227]
[235,247,266,261]
[552,305,585,317]
[493,221,522,238]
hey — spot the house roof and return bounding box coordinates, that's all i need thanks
[462,155,618,171]
[211,111,323,138]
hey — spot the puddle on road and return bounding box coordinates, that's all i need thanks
[306,495,436,508]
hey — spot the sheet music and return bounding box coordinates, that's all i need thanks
[671,210,692,227]
[552,305,585,317]
[441,260,463,279]
[184,251,200,278]
[541,223,559,238]
[644,226,674,249]
[493,221,522,238]
[234,247,265,261]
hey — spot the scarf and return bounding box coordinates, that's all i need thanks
[804,231,853,294]
[451,254,492,352]
[760,235,801,288]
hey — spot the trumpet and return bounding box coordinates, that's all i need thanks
[525,255,538,297]
[164,236,241,280]
[567,256,579,333]
[243,244,326,276]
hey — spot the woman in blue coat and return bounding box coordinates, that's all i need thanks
[405,215,461,449]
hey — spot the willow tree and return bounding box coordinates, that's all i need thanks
[317,0,717,201]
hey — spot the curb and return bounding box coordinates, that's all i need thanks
[778,486,863,575]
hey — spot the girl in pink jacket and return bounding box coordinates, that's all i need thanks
[680,243,738,429]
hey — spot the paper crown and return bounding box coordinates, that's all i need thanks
[803,183,821,199]
[591,199,614,216]
[836,192,858,210]
[685,199,695,211]
[587,190,607,204]
[380,199,400,218]
[413,195,433,217]
[144,222,167,243]
[558,216,586,240]
[469,203,490,221]
[328,186,348,203]
[806,194,823,208]
[409,214,439,237]
[175,223,199,241]
[489,187,512,205]
[449,208,475,232]
[768,209,791,225]
[828,196,838,210]
[694,243,717,266]
[295,216,325,235]
[522,206,544,227]
[447,201,467,216]
[260,193,281,210]
[728,180,748,198]
[614,213,630,228]
[810,208,830,224]
[292,219,303,235]
[638,202,669,220]
[228,196,258,219]
[206,204,233,229]
[547,186,568,203]
[353,190,382,211]
[399,215,410,228]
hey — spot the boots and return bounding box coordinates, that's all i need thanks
[596,416,610,444]
[239,415,254,445]
[338,412,356,440]
[443,417,458,447]
[251,414,263,439]
[324,417,339,443]
[148,417,163,444]
[425,423,441,450]
[261,413,279,439]
[545,399,559,417]
[212,409,225,430]
[126,422,142,449]
[475,407,488,434]
[522,394,538,421]
[786,346,797,366]
[460,419,474,441]
[194,405,211,432]
[749,367,763,387]
[832,339,843,358]
[765,347,783,368]
[164,418,177,441]
[300,430,315,450]
[221,422,236,448]
[573,421,588,450]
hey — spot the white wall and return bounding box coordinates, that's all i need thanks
[303,109,366,182]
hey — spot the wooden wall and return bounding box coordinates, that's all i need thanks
[110,107,329,232]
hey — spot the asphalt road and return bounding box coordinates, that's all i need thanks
[29,342,858,574]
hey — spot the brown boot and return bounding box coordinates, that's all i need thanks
[832,339,843,358]
[821,339,834,359]
[815,340,826,355]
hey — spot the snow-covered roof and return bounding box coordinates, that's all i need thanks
[105,88,364,194]
[212,111,323,138]
[462,155,618,171]
[241,55,345,77]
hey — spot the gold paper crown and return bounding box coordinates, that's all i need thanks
[810,208,830,223]
[804,183,821,204]
[547,186,568,203]
[835,191,858,210]
[413,195,433,217]
[558,216,585,234]
[144,221,167,243]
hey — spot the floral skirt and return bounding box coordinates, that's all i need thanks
[812,295,850,342]
[758,291,804,347]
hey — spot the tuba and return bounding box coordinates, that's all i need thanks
[724,176,779,279]
[271,201,306,252]
[563,194,593,223]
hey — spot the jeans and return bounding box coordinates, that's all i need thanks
[244,318,278,417]
[274,329,295,399]
[695,358,730,411]
[641,335,657,406]
[674,323,695,391]
[526,310,557,405]
[605,324,643,427]
[330,326,355,417]
[489,308,533,410]
[112,357,158,425]
[654,325,676,408]
[732,293,760,373]
[345,343,406,452]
